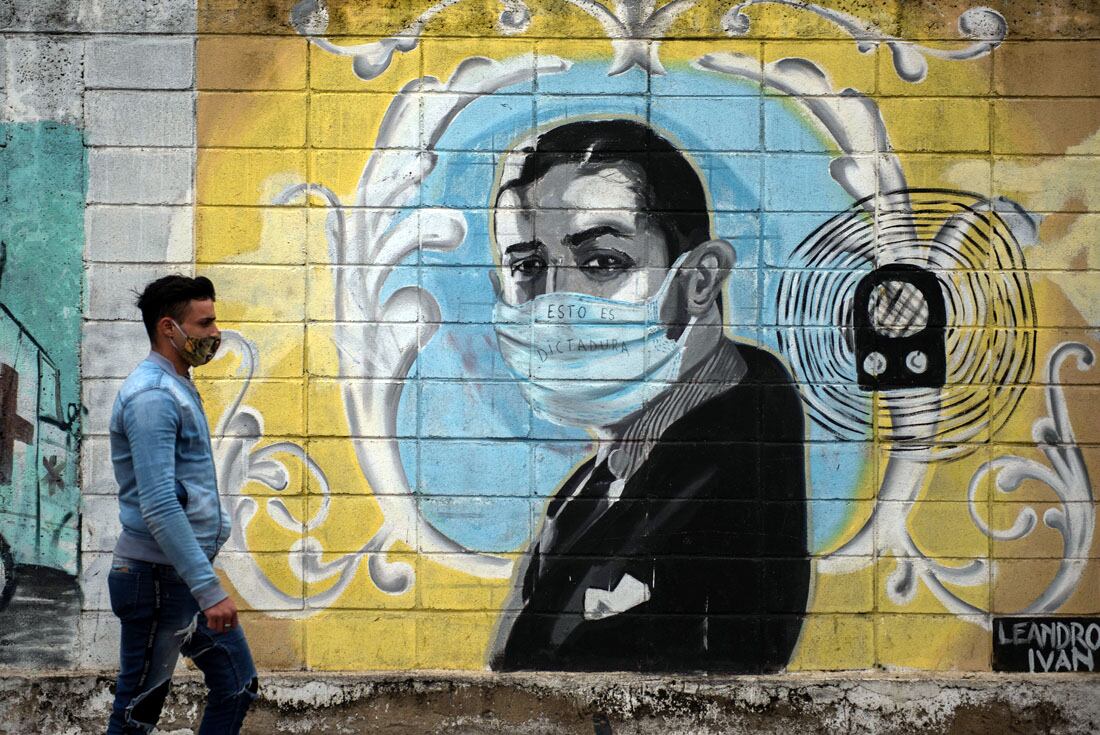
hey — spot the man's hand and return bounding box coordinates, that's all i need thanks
[203,597,239,634]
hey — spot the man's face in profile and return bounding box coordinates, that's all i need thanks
[493,161,673,306]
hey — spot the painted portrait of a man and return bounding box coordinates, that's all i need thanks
[487,118,810,672]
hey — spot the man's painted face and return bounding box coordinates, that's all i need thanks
[493,161,672,306]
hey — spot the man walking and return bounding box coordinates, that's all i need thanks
[107,275,257,733]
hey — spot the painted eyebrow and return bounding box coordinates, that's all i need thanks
[504,241,543,256]
[561,225,631,250]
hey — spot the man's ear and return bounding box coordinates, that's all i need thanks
[157,315,176,343]
[680,239,734,316]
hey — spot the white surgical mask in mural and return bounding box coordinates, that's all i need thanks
[493,253,693,428]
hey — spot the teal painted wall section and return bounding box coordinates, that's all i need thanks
[0,121,85,574]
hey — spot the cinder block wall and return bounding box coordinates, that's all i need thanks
[2,0,1100,691]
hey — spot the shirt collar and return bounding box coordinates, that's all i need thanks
[145,350,198,393]
[598,338,747,491]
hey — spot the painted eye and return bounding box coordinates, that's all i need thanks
[580,252,634,277]
[509,256,547,279]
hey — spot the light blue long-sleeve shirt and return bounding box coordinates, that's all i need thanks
[109,352,230,610]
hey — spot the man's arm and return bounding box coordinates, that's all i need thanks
[123,388,229,611]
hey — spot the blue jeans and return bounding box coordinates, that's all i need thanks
[106,556,258,734]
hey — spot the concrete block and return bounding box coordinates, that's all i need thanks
[306,379,409,438]
[993,156,1100,215]
[195,205,306,265]
[197,377,305,436]
[993,98,1100,155]
[306,265,420,322]
[305,612,418,669]
[86,263,192,320]
[87,148,194,204]
[1,37,84,124]
[80,552,113,612]
[305,503,380,559]
[197,36,305,90]
[878,41,992,97]
[85,36,194,89]
[421,151,499,209]
[197,1,303,36]
[421,38,536,93]
[762,152,846,212]
[76,612,120,670]
[1,0,195,33]
[195,148,307,206]
[0,1,77,32]
[235,612,306,669]
[205,321,305,379]
[85,90,194,147]
[414,324,513,381]
[765,96,869,153]
[90,0,198,33]
[198,91,306,148]
[83,320,149,378]
[194,264,306,322]
[651,96,761,152]
[416,266,495,324]
[789,614,875,670]
[81,494,121,552]
[899,1,1100,41]
[420,380,531,439]
[80,436,117,496]
[415,611,498,669]
[308,92,396,150]
[419,440,531,497]
[418,496,535,554]
[310,36,419,93]
[83,378,124,436]
[877,614,992,671]
[216,552,306,612]
[85,204,194,263]
[996,41,1100,95]
[877,97,990,153]
[428,94,536,153]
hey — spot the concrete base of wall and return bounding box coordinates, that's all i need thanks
[2,671,1098,734]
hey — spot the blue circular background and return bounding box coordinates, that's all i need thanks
[390,60,867,554]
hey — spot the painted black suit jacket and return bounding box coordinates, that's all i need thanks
[494,343,810,672]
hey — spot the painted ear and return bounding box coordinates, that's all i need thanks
[681,239,734,315]
[488,269,503,299]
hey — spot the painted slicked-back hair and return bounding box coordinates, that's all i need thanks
[496,119,712,259]
[136,274,216,342]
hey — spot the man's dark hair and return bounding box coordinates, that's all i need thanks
[497,119,712,259]
[136,275,216,342]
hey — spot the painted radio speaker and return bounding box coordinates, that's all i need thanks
[854,263,947,390]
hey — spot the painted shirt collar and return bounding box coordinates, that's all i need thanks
[598,338,747,499]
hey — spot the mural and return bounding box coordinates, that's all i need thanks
[192,0,1100,672]
[0,122,84,666]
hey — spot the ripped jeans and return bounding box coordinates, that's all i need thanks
[106,556,258,734]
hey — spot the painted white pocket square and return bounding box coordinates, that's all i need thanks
[584,573,651,621]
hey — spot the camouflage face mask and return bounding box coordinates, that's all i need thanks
[171,320,221,367]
